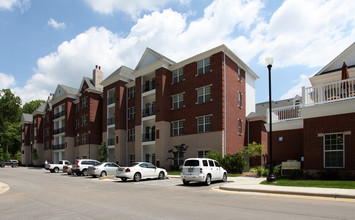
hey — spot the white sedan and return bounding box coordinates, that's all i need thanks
[116,162,167,182]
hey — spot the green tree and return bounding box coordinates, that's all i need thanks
[0,148,4,162]
[22,100,45,114]
[0,121,21,155]
[205,150,224,165]
[243,142,264,157]
[98,142,107,162]
[15,150,22,164]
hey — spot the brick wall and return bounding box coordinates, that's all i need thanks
[304,113,355,170]
[272,129,303,164]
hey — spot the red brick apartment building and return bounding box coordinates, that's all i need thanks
[20,45,258,168]
[248,42,355,177]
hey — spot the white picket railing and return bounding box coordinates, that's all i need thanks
[267,106,301,123]
[303,78,355,106]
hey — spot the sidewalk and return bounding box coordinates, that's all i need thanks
[219,176,355,199]
[0,182,10,195]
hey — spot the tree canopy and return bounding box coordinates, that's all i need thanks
[22,100,45,114]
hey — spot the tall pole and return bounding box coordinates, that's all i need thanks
[266,57,276,183]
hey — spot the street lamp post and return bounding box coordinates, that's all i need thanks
[266,56,276,183]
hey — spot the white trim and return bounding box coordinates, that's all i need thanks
[265,118,303,132]
[301,99,355,119]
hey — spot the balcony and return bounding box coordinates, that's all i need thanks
[53,110,65,119]
[108,96,115,105]
[303,78,355,106]
[142,132,156,142]
[53,127,65,135]
[53,143,65,150]
[107,138,115,146]
[107,117,115,126]
[142,81,156,93]
[142,106,156,117]
[267,106,301,123]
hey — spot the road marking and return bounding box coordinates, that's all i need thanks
[212,187,355,203]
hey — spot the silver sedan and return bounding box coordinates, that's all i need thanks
[87,162,120,177]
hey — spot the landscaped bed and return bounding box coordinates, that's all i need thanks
[261,178,355,189]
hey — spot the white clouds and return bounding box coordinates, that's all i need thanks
[83,0,169,19]
[0,72,15,89]
[0,0,30,12]
[258,0,355,68]
[280,74,312,100]
[12,0,355,103]
[48,18,66,30]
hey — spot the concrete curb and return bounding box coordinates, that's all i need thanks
[219,185,355,199]
[0,182,10,195]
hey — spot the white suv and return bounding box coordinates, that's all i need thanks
[180,158,227,185]
[72,159,100,176]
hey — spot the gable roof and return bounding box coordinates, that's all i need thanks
[20,113,33,124]
[135,48,176,71]
[78,77,102,94]
[314,42,355,76]
[101,65,134,87]
[32,103,46,116]
[51,84,79,105]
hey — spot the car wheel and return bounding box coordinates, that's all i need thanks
[67,172,71,175]
[205,174,211,186]
[121,178,127,182]
[54,167,59,173]
[82,169,88,176]
[183,180,190,185]
[222,173,227,182]
[50,169,54,173]
[158,171,165,180]
[133,172,141,182]
[100,171,107,177]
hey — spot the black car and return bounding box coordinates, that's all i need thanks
[1,160,19,168]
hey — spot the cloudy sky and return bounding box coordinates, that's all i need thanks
[0,0,354,104]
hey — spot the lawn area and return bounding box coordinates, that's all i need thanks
[261,178,355,189]
[167,171,240,177]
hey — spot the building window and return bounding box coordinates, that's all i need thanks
[128,86,135,99]
[76,119,80,129]
[198,151,209,158]
[128,129,135,141]
[82,114,88,126]
[238,67,242,81]
[197,115,211,133]
[82,133,87,145]
[82,97,88,108]
[129,155,135,164]
[197,57,210,75]
[197,85,211,104]
[172,120,184,136]
[76,103,80,112]
[172,93,184,109]
[128,107,135,120]
[238,119,242,135]
[324,133,344,168]
[46,128,49,136]
[173,67,183,83]
[75,136,80,146]
[238,92,242,108]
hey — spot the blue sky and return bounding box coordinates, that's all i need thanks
[0,0,354,104]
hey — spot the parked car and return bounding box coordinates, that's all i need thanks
[116,162,167,182]
[1,160,18,168]
[63,164,73,175]
[88,162,120,177]
[71,159,100,176]
[180,158,227,186]
[48,160,71,173]
[44,161,50,170]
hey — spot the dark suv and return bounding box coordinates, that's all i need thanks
[71,159,100,176]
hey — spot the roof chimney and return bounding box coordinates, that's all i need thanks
[93,65,103,90]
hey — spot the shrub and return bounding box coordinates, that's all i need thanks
[256,166,263,177]
[262,168,269,177]
[223,152,246,174]
[205,151,224,165]
[289,169,303,180]
[273,166,281,176]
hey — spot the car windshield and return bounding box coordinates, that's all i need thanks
[96,162,106,166]
[128,162,140,167]
[184,160,199,166]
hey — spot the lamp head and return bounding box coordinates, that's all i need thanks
[265,56,273,67]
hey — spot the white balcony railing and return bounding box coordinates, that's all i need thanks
[303,78,355,106]
[267,106,301,123]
